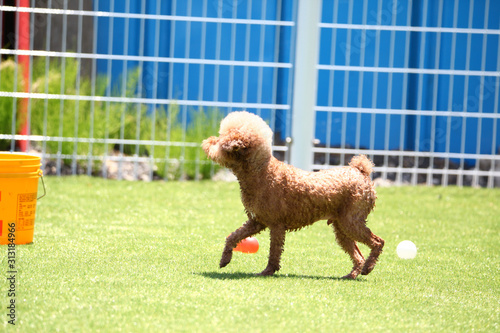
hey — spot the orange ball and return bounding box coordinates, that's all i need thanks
[234,237,259,253]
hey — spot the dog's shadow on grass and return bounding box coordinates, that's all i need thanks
[197,271,365,282]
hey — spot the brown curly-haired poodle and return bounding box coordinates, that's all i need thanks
[202,111,384,279]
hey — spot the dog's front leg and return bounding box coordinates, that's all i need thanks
[258,226,286,276]
[220,219,266,268]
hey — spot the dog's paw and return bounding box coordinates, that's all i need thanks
[219,252,232,268]
[361,264,374,275]
[256,268,276,276]
[341,273,357,280]
[219,260,230,268]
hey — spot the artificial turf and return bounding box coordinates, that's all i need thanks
[1,177,498,332]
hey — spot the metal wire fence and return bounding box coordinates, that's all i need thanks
[0,0,295,181]
[0,0,499,187]
[311,0,500,188]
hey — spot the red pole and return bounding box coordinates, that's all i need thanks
[18,0,30,152]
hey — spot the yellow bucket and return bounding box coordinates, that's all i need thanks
[0,152,45,245]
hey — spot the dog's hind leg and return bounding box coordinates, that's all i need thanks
[220,219,266,268]
[360,231,384,276]
[336,213,384,276]
[330,219,365,279]
[258,226,286,276]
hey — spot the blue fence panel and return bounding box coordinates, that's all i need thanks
[316,0,499,166]
[93,0,498,166]
[94,0,295,141]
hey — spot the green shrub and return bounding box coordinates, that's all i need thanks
[0,57,221,179]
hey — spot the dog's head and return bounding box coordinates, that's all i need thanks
[202,111,273,170]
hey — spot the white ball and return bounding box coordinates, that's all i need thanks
[397,240,417,259]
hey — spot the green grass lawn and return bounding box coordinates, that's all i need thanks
[1,177,499,332]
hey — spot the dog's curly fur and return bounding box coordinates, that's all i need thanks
[202,111,384,279]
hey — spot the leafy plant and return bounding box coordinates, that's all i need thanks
[0,57,222,179]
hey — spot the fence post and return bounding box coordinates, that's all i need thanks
[290,0,321,171]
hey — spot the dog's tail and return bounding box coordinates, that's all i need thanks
[349,155,374,177]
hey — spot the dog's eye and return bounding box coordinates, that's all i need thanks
[228,140,249,153]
